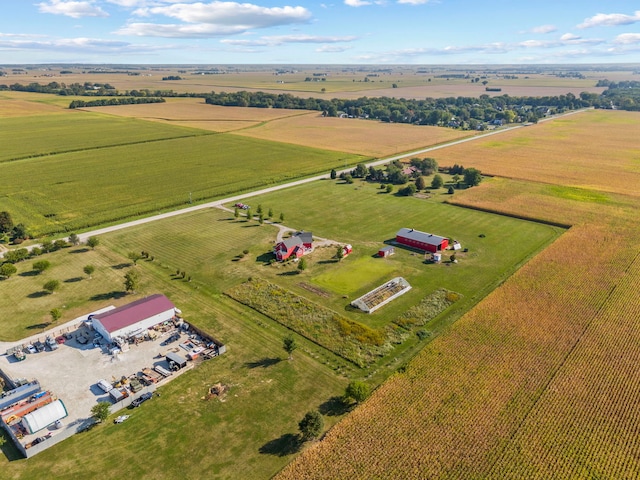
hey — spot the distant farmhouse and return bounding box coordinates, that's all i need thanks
[274,231,313,261]
[396,228,448,253]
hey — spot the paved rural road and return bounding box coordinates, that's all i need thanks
[1,108,589,256]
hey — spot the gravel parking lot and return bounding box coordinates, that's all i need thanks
[1,319,188,444]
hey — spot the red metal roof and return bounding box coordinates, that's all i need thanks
[93,294,175,333]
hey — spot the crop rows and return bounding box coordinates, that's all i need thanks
[488,239,640,479]
[275,222,634,479]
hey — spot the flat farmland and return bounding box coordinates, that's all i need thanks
[233,113,473,156]
[277,219,637,479]
[431,109,640,197]
[0,133,364,235]
[275,111,640,479]
[0,112,207,162]
[81,98,317,132]
[229,179,561,329]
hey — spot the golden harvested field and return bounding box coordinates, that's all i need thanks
[0,93,65,117]
[432,109,640,197]
[275,111,640,479]
[81,98,312,132]
[232,113,473,156]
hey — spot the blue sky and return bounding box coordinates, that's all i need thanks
[1,0,639,64]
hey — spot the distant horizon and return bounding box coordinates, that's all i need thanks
[2,1,640,64]
[2,62,639,68]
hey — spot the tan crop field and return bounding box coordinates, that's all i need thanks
[81,98,316,132]
[232,113,473,156]
[431,109,640,197]
[276,110,640,479]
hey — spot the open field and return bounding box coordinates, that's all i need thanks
[232,113,473,156]
[81,98,316,132]
[432,109,640,197]
[275,110,640,479]
[3,65,624,99]
[0,130,364,236]
[0,112,207,163]
[2,77,640,479]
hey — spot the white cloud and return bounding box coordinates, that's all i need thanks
[222,34,356,46]
[614,33,640,44]
[117,22,248,37]
[137,2,310,26]
[316,45,350,52]
[397,0,432,4]
[118,1,312,37]
[38,0,109,18]
[578,11,640,29]
[531,24,556,34]
[344,0,371,6]
[560,33,580,41]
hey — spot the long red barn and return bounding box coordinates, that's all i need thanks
[396,228,448,253]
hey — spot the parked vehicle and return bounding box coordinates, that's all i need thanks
[97,379,113,393]
[45,337,58,351]
[34,341,45,352]
[130,392,153,408]
[26,344,37,354]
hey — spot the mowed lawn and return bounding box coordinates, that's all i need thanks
[0,129,365,236]
[0,245,142,341]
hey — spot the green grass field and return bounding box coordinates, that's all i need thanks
[0,112,207,162]
[0,122,365,236]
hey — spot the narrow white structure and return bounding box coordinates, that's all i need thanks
[351,277,412,313]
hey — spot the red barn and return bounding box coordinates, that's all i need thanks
[274,231,313,261]
[395,228,448,253]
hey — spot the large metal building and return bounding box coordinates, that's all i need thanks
[92,294,177,342]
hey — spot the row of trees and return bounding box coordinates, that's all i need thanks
[69,97,165,109]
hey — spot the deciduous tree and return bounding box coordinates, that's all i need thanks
[298,410,324,441]
[124,270,139,294]
[83,265,95,279]
[344,380,370,404]
[33,260,51,273]
[86,236,99,249]
[50,308,62,324]
[431,174,444,189]
[43,279,60,294]
[91,402,110,423]
[283,335,297,360]
[0,263,17,278]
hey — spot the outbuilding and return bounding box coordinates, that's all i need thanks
[166,351,188,370]
[92,294,177,342]
[378,246,395,258]
[21,400,67,434]
[396,228,448,253]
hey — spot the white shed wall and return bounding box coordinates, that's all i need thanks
[109,308,175,341]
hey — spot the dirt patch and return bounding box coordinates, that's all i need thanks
[298,282,330,298]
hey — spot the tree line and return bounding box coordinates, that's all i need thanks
[69,97,166,109]
[203,89,638,127]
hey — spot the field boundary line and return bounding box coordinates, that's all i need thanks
[0,132,216,164]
